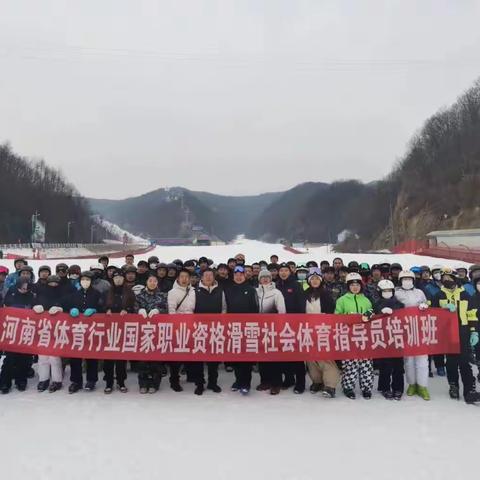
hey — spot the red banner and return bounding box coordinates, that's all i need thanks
[0,307,459,361]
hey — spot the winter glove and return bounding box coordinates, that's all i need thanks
[470,332,479,347]
[32,305,44,314]
[442,304,456,313]
[132,285,145,296]
[48,306,63,315]
[138,308,148,319]
[381,307,393,315]
[83,308,97,317]
[148,308,160,318]
[70,308,80,318]
[418,303,429,311]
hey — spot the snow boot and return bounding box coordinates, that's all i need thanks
[148,387,158,394]
[104,386,113,394]
[417,386,431,401]
[381,390,393,400]
[170,382,183,392]
[310,383,323,394]
[207,383,222,393]
[256,383,270,392]
[240,387,250,396]
[16,382,27,392]
[449,384,460,400]
[139,387,148,394]
[464,391,480,405]
[117,384,128,393]
[37,380,49,392]
[406,384,417,396]
[322,387,336,398]
[1,385,10,394]
[194,384,204,396]
[84,381,96,392]
[294,385,305,394]
[270,386,281,395]
[231,382,239,392]
[69,382,82,394]
[343,388,356,400]
[436,367,446,377]
[393,391,403,401]
[48,382,62,393]
[362,390,372,400]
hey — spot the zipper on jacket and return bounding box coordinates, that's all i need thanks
[354,294,359,313]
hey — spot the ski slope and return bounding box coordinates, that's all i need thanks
[0,238,471,272]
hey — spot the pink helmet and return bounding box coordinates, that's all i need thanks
[0,266,9,275]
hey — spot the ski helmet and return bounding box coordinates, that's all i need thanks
[377,279,395,291]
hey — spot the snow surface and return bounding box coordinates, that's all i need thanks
[0,238,476,480]
[0,237,472,272]
[1,367,478,480]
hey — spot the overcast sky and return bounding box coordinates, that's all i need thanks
[1,1,480,200]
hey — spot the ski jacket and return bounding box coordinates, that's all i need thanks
[335,292,373,315]
[256,283,286,314]
[168,281,196,314]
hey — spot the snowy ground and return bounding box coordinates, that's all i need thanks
[0,366,478,480]
[0,238,471,272]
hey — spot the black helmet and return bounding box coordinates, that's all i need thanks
[38,265,51,274]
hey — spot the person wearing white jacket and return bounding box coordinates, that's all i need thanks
[256,269,286,395]
[394,270,430,401]
[167,269,196,392]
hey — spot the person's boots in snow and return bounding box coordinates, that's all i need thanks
[117,383,128,393]
[406,384,417,396]
[436,367,446,377]
[310,383,323,393]
[37,380,49,392]
[256,383,270,392]
[69,382,82,394]
[464,391,480,405]
[343,388,356,400]
[16,382,27,391]
[322,387,336,398]
[417,386,430,401]
[393,391,403,401]
[362,390,372,400]
[84,381,96,392]
[207,383,222,393]
[170,381,183,392]
[48,382,62,393]
[270,386,280,395]
[194,384,204,396]
[381,390,393,400]
[449,384,460,400]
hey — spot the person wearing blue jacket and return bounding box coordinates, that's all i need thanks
[62,271,102,394]
[0,278,35,393]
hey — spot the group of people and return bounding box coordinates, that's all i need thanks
[1,252,480,404]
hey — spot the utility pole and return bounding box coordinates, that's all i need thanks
[67,221,75,242]
[390,201,396,249]
[31,211,40,243]
[90,224,95,244]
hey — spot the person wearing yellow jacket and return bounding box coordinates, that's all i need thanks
[431,268,480,404]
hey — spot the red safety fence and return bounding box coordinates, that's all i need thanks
[0,307,459,362]
[392,240,480,263]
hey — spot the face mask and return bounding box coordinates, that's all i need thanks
[381,290,393,299]
[149,263,158,270]
[433,272,441,281]
[297,273,307,281]
[70,274,79,280]
[80,279,91,290]
[401,279,414,290]
[442,280,456,290]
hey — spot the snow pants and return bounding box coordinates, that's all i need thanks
[258,362,282,388]
[377,357,404,393]
[137,361,163,389]
[307,361,341,389]
[70,358,98,385]
[0,352,31,387]
[405,355,428,388]
[38,355,63,383]
[103,360,127,387]
[234,362,253,389]
[341,359,374,392]
[189,362,220,386]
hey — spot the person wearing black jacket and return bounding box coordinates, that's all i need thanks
[192,269,227,395]
[374,279,405,400]
[276,263,306,393]
[55,263,76,298]
[103,270,136,394]
[0,279,36,393]
[63,271,102,394]
[224,266,259,394]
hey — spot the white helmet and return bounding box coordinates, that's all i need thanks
[90,263,105,271]
[346,272,362,283]
[398,270,415,281]
[378,279,395,291]
[431,264,443,273]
